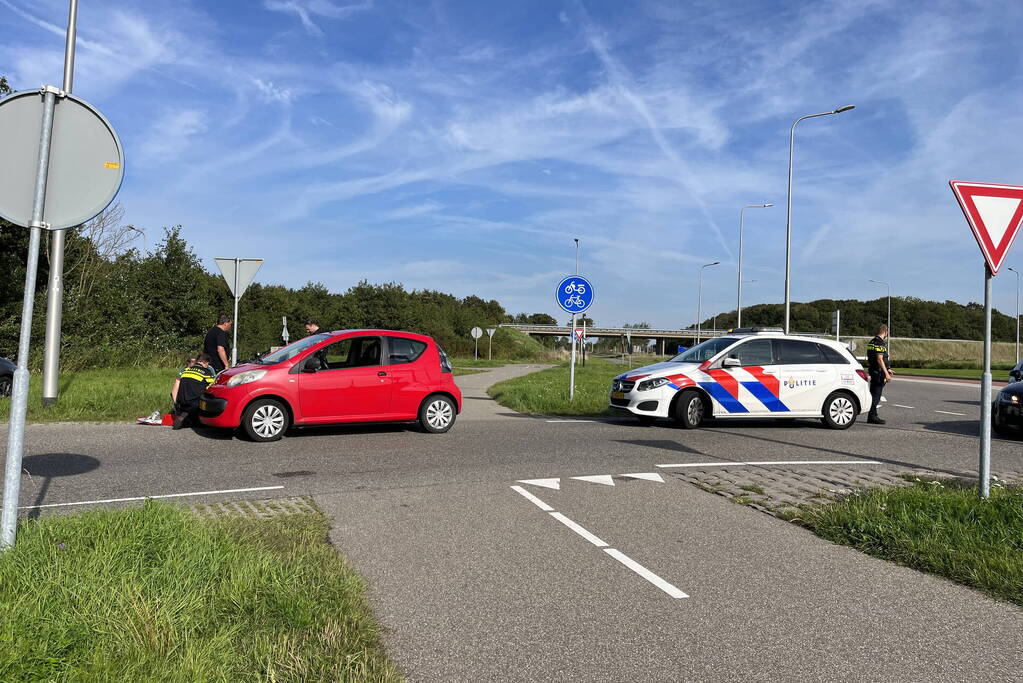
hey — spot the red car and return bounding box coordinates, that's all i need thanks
[198,330,462,441]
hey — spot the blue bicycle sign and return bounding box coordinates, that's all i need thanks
[556,275,594,313]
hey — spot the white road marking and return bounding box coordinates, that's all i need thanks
[511,485,554,511]
[604,548,688,599]
[571,474,615,486]
[19,485,285,510]
[656,459,881,469]
[892,404,916,409]
[621,472,664,483]
[548,512,608,547]
[517,477,561,490]
[935,410,967,416]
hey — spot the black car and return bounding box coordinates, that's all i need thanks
[1010,361,1023,383]
[993,380,1023,436]
[0,357,13,398]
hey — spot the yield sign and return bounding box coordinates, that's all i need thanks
[949,180,1023,274]
[214,257,263,298]
[574,328,584,340]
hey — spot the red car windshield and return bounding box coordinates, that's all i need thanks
[258,334,331,365]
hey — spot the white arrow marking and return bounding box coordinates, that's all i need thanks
[517,478,561,490]
[621,472,664,483]
[973,195,1022,246]
[571,474,616,486]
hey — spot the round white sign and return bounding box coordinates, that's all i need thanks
[470,327,483,339]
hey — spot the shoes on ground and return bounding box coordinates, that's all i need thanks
[867,416,886,425]
[172,413,189,430]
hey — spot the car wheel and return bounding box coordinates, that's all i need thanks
[636,415,657,426]
[673,390,705,429]
[419,394,456,434]
[241,398,290,442]
[0,376,11,398]
[822,392,857,430]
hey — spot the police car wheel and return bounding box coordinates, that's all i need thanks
[822,392,856,430]
[674,390,704,429]
[241,398,290,442]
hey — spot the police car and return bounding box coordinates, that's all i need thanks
[609,328,870,429]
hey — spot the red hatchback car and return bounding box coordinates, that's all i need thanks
[198,330,462,441]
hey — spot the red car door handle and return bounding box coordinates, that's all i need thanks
[378,371,388,377]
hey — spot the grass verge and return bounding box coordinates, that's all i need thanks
[893,367,1012,382]
[0,502,400,681]
[487,358,629,416]
[802,480,1023,606]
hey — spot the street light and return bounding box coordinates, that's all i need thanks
[869,279,891,351]
[697,261,720,344]
[1009,267,1020,363]
[784,104,856,333]
[574,238,580,274]
[738,203,773,328]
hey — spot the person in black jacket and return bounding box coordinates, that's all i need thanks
[866,324,893,424]
[203,314,232,372]
[172,353,216,429]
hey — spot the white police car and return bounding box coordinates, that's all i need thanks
[609,328,870,430]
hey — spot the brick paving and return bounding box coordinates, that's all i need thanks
[189,496,319,519]
[669,465,1023,519]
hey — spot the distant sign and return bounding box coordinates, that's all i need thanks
[215,258,263,298]
[486,328,496,338]
[574,328,584,340]
[950,180,1023,274]
[556,275,594,313]
[470,327,483,339]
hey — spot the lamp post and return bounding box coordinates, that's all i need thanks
[869,279,891,347]
[574,237,579,275]
[784,104,856,333]
[738,203,773,328]
[1010,267,1020,363]
[697,261,720,344]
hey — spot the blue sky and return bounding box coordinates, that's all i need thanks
[3,0,1022,329]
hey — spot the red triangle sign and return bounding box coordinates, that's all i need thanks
[950,180,1023,274]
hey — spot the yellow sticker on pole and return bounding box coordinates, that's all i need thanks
[104,162,120,169]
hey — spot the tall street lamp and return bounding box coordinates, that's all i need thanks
[738,203,773,328]
[574,237,580,274]
[1009,267,1020,363]
[784,104,856,333]
[869,279,891,352]
[697,261,720,344]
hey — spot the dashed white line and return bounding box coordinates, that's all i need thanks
[548,512,608,547]
[892,404,916,409]
[511,485,554,511]
[604,548,688,599]
[19,485,286,510]
[656,459,881,469]
[935,410,967,416]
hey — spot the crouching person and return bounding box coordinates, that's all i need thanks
[171,353,216,429]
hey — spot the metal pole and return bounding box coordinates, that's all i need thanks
[2,88,58,549]
[574,238,579,275]
[887,284,891,358]
[41,0,79,406]
[979,265,992,499]
[488,333,492,361]
[1011,268,1020,363]
[231,258,239,366]
[569,312,577,400]
[697,270,704,344]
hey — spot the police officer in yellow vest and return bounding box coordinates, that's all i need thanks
[866,324,893,424]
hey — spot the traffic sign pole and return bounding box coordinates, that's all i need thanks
[980,265,992,498]
[2,88,58,549]
[232,258,240,366]
[569,313,577,400]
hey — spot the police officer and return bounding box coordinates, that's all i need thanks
[866,324,893,424]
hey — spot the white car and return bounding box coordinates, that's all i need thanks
[609,328,870,430]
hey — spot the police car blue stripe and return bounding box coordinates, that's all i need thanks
[698,382,749,413]
[741,381,790,412]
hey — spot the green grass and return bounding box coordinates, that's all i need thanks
[803,480,1023,606]
[893,367,1012,382]
[0,367,180,424]
[0,502,400,681]
[487,358,627,416]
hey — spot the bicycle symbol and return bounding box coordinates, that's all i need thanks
[564,294,586,308]
[563,282,587,295]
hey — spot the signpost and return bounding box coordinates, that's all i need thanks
[486,327,496,360]
[214,258,263,365]
[282,316,290,345]
[556,275,594,400]
[2,1,125,549]
[471,326,483,359]
[950,180,1023,498]
[832,310,841,341]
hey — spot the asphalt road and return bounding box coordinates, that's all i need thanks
[2,368,1021,680]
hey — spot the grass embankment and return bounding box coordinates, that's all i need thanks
[0,502,399,681]
[488,358,627,416]
[0,361,492,424]
[802,480,1023,606]
[893,367,1012,382]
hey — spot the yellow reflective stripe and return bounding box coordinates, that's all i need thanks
[180,370,212,383]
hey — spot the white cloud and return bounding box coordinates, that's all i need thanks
[263,0,373,37]
[137,109,207,164]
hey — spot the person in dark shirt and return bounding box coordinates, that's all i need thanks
[866,324,893,424]
[172,353,216,429]
[304,318,321,335]
[203,314,232,372]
